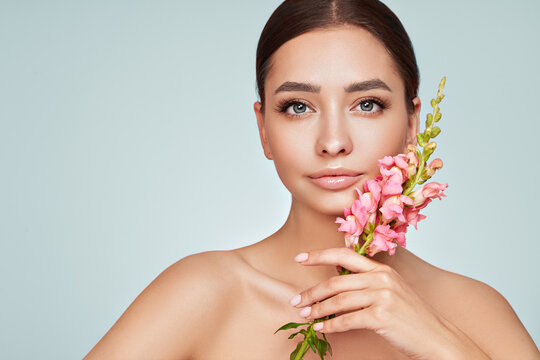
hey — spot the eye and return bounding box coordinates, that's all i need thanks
[276,99,314,118]
[290,102,308,114]
[354,98,386,114]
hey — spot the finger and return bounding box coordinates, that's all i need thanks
[293,269,399,308]
[293,272,371,308]
[303,289,376,321]
[313,306,378,334]
[295,247,380,273]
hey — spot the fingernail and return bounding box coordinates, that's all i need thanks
[294,252,308,262]
[289,294,301,306]
[299,306,311,317]
[313,322,323,331]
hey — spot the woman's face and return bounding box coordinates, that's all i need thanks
[254,25,420,216]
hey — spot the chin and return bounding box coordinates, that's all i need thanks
[303,188,359,217]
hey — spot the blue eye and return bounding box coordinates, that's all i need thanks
[276,100,313,118]
[356,99,384,113]
[290,102,308,114]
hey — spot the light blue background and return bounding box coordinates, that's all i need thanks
[1,0,538,358]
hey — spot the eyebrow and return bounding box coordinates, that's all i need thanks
[273,79,392,94]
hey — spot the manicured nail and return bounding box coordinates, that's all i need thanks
[289,294,301,306]
[294,252,308,262]
[313,322,323,331]
[299,306,311,317]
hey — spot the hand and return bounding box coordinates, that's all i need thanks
[290,247,491,360]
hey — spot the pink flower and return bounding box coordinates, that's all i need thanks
[378,155,409,185]
[428,158,443,170]
[406,151,419,178]
[362,180,382,204]
[393,223,408,247]
[350,199,368,230]
[355,187,378,214]
[344,233,359,249]
[379,194,414,222]
[380,178,403,197]
[349,186,380,229]
[335,215,361,249]
[335,214,361,235]
[411,182,448,207]
[403,206,427,230]
[368,225,399,256]
[406,151,419,167]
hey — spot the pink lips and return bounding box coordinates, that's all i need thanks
[308,167,363,191]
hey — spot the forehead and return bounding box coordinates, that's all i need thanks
[266,25,403,95]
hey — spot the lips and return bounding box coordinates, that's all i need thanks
[308,167,362,179]
[308,167,363,190]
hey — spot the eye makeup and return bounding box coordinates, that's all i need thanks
[274,96,390,119]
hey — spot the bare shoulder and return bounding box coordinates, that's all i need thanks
[425,264,539,359]
[84,250,244,360]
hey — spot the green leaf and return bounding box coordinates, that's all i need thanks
[274,322,310,334]
[315,338,327,360]
[431,126,441,138]
[290,341,303,360]
[288,331,301,339]
[322,333,333,355]
[308,338,317,353]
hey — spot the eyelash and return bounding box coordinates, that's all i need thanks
[275,97,388,118]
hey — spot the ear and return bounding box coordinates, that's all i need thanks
[254,101,273,160]
[405,97,421,150]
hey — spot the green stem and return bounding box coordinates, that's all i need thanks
[403,157,425,196]
[358,232,372,256]
[293,332,310,360]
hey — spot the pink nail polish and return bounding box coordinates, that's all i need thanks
[294,252,308,262]
[299,306,311,317]
[289,294,301,306]
[313,322,323,331]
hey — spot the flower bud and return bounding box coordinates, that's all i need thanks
[407,164,416,179]
[422,167,435,179]
[428,158,443,170]
[423,142,436,158]
[426,113,434,127]
[406,151,419,166]
[425,142,437,151]
[417,133,426,147]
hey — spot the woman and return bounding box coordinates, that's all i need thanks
[84,0,539,359]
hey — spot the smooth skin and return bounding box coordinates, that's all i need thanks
[84,25,540,360]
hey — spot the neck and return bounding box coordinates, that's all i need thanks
[267,197,406,284]
[279,198,347,254]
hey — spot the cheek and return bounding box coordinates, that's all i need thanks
[354,117,407,176]
[266,124,310,188]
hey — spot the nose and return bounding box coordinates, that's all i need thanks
[315,111,353,157]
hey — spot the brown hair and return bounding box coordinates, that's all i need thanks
[256,0,419,114]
